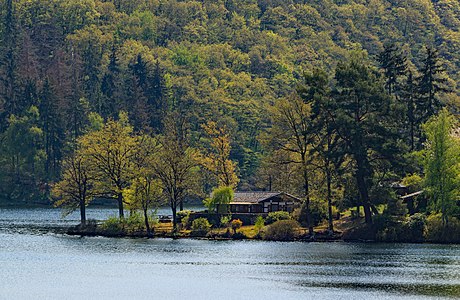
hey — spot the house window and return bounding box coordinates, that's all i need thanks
[271,204,279,212]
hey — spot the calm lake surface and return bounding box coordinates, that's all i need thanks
[1,208,460,299]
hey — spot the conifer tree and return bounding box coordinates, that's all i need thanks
[0,0,19,127]
[101,45,121,118]
[378,43,407,97]
[298,68,341,232]
[401,71,418,151]
[332,53,401,224]
[149,60,167,130]
[39,79,64,180]
[416,47,449,123]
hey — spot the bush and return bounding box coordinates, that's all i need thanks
[254,216,265,234]
[101,216,125,235]
[310,200,328,225]
[220,215,232,228]
[191,218,212,237]
[177,210,192,229]
[126,212,145,233]
[266,211,290,225]
[403,213,426,242]
[291,200,327,226]
[263,220,300,241]
[231,219,243,234]
[425,214,460,243]
[374,213,426,243]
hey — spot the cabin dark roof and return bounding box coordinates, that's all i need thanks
[231,192,301,204]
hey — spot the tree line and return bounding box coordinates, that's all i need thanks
[2,0,460,203]
[1,0,460,234]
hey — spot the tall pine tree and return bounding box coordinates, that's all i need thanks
[39,79,64,180]
[333,53,402,224]
[416,46,449,123]
[378,43,407,97]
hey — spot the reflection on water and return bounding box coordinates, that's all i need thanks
[1,209,460,299]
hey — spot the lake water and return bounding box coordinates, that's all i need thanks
[1,208,460,299]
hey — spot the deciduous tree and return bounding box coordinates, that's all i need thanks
[53,151,98,225]
[78,111,137,218]
[201,121,239,189]
[421,109,460,226]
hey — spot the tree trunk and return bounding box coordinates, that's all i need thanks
[326,166,333,232]
[171,199,178,234]
[117,192,124,219]
[302,159,314,235]
[143,207,153,238]
[80,198,86,225]
[180,199,184,211]
[356,159,372,224]
[410,120,415,152]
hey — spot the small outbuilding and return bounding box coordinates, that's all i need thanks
[229,192,302,214]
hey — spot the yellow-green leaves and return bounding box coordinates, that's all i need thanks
[421,108,460,225]
[200,121,239,189]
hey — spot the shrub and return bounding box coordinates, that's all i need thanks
[425,214,460,243]
[266,211,290,225]
[310,200,328,225]
[403,213,426,242]
[220,215,232,228]
[384,197,407,218]
[177,210,192,229]
[263,220,300,241]
[375,213,426,243]
[291,200,327,226]
[126,212,145,233]
[101,216,125,235]
[254,216,265,233]
[231,219,243,234]
[191,218,212,237]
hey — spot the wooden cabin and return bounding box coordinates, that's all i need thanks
[229,192,302,214]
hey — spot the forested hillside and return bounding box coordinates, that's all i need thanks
[0,0,459,205]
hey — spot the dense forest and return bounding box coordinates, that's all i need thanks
[1,0,460,234]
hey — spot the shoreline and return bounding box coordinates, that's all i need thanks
[2,223,458,244]
[63,225,456,244]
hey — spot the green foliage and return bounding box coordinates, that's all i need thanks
[425,214,460,243]
[177,210,192,229]
[384,197,408,218]
[203,186,234,213]
[374,213,426,242]
[254,216,265,233]
[309,200,328,226]
[404,213,427,242]
[265,211,290,225]
[421,109,460,226]
[220,215,232,228]
[263,220,300,241]
[125,211,145,233]
[191,217,212,237]
[101,216,125,235]
[292,200,327,226]
[401,174,424,193]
